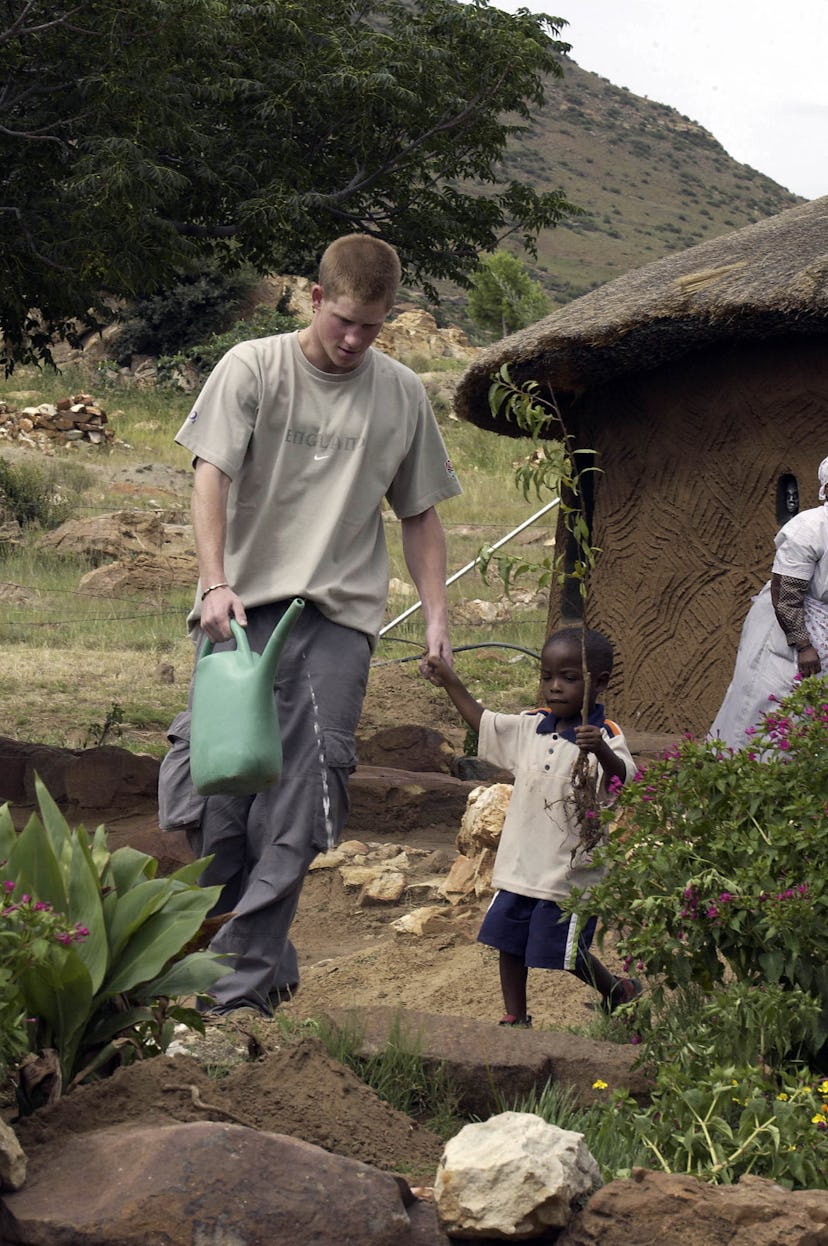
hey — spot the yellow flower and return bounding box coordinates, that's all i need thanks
[818,1080,828,1095]
[776,1092,789,1101]
[811,1115,823,1124]
[592,1079,608,1091]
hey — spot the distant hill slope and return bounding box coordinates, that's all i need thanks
[437,57,803,325]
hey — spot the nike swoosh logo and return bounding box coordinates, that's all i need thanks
[313,454,330,461]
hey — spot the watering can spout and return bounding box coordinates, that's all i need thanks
[260,596,305,678]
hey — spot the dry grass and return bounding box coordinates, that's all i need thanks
[0,366,558,755]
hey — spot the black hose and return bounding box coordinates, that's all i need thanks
[371,641,541,667]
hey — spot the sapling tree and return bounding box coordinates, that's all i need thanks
[485,364,603,849]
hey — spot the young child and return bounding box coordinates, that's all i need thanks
[427,626,640,1026]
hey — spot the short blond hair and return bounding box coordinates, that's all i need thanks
[318,234,401,309]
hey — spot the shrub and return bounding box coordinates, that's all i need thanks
[583,676,828,1048]
[0,885,85,1083]
[562,676,828,1188]
[157,305,300,383]
[114,265,256,361]
[0,458,76,530]
[0,777,228,1102]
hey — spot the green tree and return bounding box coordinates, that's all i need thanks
[467,250,551,338]
[1,0,575,370]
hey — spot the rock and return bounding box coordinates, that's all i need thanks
[439,853,478,902]
[434,1111,602,1240]
[0,1121,419,1245]
[0,739,474,841]
[358,725,457,775]
[321,1007,651,1119]
[557,1169,828,1246]
[360,870,407,905]
[349,765,478,835]
[456,783,512,854]
[451,755,514,783]
[36,509,165,564]
[392,906,456,936]
[62,746,160,815]
[0,1119,26,1192]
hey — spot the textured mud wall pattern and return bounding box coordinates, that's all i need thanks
[549,336,828,737]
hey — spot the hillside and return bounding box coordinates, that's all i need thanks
[438,57,803,324]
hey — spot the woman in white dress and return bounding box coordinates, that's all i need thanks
[709,457,828,750]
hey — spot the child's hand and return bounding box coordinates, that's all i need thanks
[424,654,455,688]
[574,724,604,753]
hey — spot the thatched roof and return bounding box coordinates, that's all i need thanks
[455,195,828,434]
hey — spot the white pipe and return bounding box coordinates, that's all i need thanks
[379,496,560,637]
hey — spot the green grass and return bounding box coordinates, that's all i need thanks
[0,359,562,745]
[278,1011,466,1141]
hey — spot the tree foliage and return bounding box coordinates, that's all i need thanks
[467,250,551,337]
[0,0,576,369]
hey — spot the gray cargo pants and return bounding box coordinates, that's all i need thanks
[159,600,370,1013]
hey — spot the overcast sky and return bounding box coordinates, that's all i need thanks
[491,0,827,200]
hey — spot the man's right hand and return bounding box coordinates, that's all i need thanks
[200,585,248,642]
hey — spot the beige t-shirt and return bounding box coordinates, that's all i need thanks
[176,332,461,636]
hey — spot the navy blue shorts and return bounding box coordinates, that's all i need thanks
[478,889,598,971]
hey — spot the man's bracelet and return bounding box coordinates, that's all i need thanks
[201,582,230,601]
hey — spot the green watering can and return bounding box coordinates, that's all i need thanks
[190,598,305,796]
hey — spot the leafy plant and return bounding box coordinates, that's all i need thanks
[556,676,828,1187]
[0,458,76,530]
[593,1060,828,1189]
[157,306,300,383]
[114,265,256,362]
[583,676,828,1057]
[0,777,229,1100]
[484,363,604,837]
[84,702,124,748]
[467,250,550,339]
[0,883,85,1084]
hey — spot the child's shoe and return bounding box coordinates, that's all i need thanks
[601,977,642,1014]
[498,1013,533,1028]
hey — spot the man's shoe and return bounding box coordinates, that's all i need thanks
[498,1013,533,1028]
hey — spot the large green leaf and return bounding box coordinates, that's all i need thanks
[106,846,158,896]
[67,828,108,993]
[105,889,220,996]
[0,803,18,862]
[106,877,177,963]
[33,775,74,864]
[84,1003,155,1047]
[167,856,214,887]
[18,946,93,1077]
[8,816,68,912]
[144,950,231,999]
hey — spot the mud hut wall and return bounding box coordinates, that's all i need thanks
[545,335,828,737]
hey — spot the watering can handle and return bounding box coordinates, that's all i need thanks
[200,616,251,660]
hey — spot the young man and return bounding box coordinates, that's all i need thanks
[159,234,461,1015]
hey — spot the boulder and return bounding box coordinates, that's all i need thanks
[36,510,165,564]
[557,1169,828,1246]
[0,1121,421,1245]
[358,725,457,775]
[456,783,512,854]
[434,1111,601,1240]
[320,1007,651,1118]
